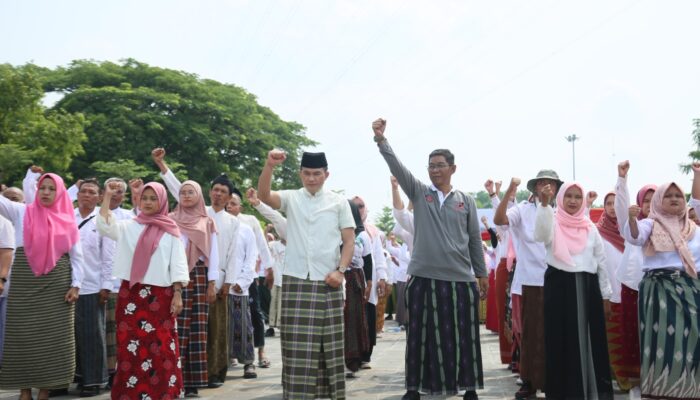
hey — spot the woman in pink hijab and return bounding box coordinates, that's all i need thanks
[97,181,190,399]
[169,180,219,397]
[624,180,700,400]
[534,182,614,400]
[0,173,87,400]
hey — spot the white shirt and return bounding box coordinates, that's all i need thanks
[226,223,258,296]
[238,213,273,275]
[614,176,646,290]
[351,231,372,270]
[22,168,41,205]
[207,207,239,289]
[179,232,219,282]
[0,194,85,288]
[268,240,286,288]
[430,184,456,208]
[387,242,410,282]
[75,207,111,294]
[102,207,136,292]
[96,213,190,287]
[534,205,613,299]
[367,227,389,305]
[499,200,547,293]
[384,249,396,284]
[622,218,700,273]
[392,219,414,252]
[254,201,287,240]
[0,214,15,298]
[491,196,515,261]
[278,187,355,281]
[393,207,415,236]
[601,241,623,303]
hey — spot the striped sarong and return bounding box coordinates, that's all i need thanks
[343,268,368,372]
[520,285,546,391]
[105,292,118,373]
[229,295,254,365]
[75,293,108,386]
[0,296,6,366]
[177,261,209,388]
[207,293,229,382]
[543,266,613,399]
[405,277,484,395]
[639,269,700,399]
[0,248,75,389]
[281,275,345,400]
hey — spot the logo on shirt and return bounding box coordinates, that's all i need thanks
[425,194,434,203]
[456,202,465,210]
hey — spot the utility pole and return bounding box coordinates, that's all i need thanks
[565,134,579,180]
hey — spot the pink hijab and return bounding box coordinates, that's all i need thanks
[23,173,79,276]
[170,181,217,270]
[644,182,697,278]
[131,182,181,287]
[552,182,592,267]
[636,184,657,219]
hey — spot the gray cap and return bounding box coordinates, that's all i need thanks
[526,169,563,193]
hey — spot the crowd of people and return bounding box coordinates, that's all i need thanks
[0,118,698,400]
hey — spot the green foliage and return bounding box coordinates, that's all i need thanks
[374,206,395,234]
[43,59,314,190]
[681,119,700,173]
[0,64,87,185]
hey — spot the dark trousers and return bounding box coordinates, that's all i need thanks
[257,277,271,322]
[248,281,266,348]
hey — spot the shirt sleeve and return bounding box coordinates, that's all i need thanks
[0,218,15,249]
[254,202,288,240]
[614,176,631,234]
[67,184,78,203]
[160,169,183,201]
[278,190,291,214]
[96,213,122,241]
[393,207,414,235]
[23,168,41,205]
[534,205,555,245]
[503,203,523,230]
[169,234,190,286]
[338,198,356,230]
[372,234,388,281]
[622,218,653,246]
[466,196,487,278]
[689,198,700,217]
[207,232,219,282]
[378,140,424,201]
[233,226,258,293]
[68,240,86,288]
[0,191,24,223]
[593,231,613,299]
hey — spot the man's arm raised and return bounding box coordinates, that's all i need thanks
[494,178,520,226]
[257,150,285,210]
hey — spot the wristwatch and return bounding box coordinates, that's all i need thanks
[337,265,348,273]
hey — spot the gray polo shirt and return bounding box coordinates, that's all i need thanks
[379,140,486,282]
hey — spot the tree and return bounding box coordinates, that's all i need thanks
[0,64,87,185]
[42,59,315,191]
[374,206,395,234]
[681,118,700,173]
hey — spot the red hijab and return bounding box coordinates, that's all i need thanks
[596,192,625,253]
[130,182,181,287]
[636,184,657,219]
[23,173,79,276]
[170,181,217,270]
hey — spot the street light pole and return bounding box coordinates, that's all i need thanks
[565,134,579,180]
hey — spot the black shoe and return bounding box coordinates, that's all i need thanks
[207,380,224,388]
[184,387,199,398]
[79,386,100,398]
[243,364,258,379]
[401,390,420,400]
[48,388,69,397]
[265,327,275,337]
[463,390,478,400]
[385,314,394,320]
[515,382,536,399]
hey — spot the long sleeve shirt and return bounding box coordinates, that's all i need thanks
[534,205,613,299]
[75,207,112,294]
[622,219,700,273]
[96,213,190,287]
[207,207,240,290]
[379,140,486,282]
[614,176,645,290]
[102,207,136,293]
[387,242,410,282]
[227,223,258,296]
[0,194,85,288]
[268,240,286,288]
[254,201,288,240]
[392,207,414,235]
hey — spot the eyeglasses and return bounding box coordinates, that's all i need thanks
[427,163,451,171]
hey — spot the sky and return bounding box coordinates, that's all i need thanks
[2,0,699,221]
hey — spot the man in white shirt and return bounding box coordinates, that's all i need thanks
[73,178,109,397]
[0,214,15,367]
[258,150,355,400]
[494,171,562,400]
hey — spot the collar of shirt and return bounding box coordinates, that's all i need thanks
[429,184,455,207]
[302,187,326,198]
[74,206,99,222]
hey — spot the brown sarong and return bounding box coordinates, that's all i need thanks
[520,285,546,391]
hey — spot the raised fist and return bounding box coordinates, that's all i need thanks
[539,184,554,205]
[128,178,144,194]
[104,181,121,198]
[246,187,260,206]
[692,162,700,174]
[372,118,387,137]
[484,179,494,194]
[495,180,502,194]
[618,160,630,178]
[390,176,399,189]
[152,148,166,163]
[30,165,44,174]
[628,205,642,220]
[266,149,287,167]
[586,191,598,207]
[509,177,521,189]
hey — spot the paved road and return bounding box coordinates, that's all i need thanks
[1,320,627,399]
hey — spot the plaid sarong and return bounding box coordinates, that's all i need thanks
[75,293,108,386]
[177,261,209,388]
[281,275,345,400]
[343,268,368,372]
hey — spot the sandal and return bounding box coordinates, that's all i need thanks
[258,358,271,368]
